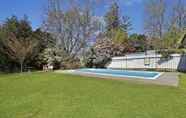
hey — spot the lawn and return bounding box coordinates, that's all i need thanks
[0,72,186,118]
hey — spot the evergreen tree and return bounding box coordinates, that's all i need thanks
[105,2,120,32]
[104,2,131,43]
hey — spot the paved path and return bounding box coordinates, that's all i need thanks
[56,70,179,87]
[145,72,179,87]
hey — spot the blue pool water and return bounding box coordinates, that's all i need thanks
[75,68,162,80]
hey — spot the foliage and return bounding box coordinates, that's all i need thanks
[1,1,185,71]
[128,33,147,52]
[112,28,128,44]
[144,0,186,49]
[33,29,55,50]
[105,2,131,33]
[177,29,186,48]
[105,2,120,32]
[38,48,64,66]
[0,54,10,72]
[83,48,97,68]
[180,34,186,48]
[104,2,131,41]
[38,47,81,69]
[94,36,135,57]
[159,50,172,59]
[152,26,185,52]
[157,48,185,55]
[0,16,52,72]
[61,58,81,69]
[156,32,186,60]
[83,34,136,68]
[0,16,39,72]
[26,29,55,70]
[162,25,183,49]
[157,48,186,60]
[83,48,111,68]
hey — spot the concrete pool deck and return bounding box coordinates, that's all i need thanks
[56,70,179,87]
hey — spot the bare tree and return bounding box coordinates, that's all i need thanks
[44,0,101,58]
[171,0,186,31]
[144,0,166,39]
[1,33,38,72]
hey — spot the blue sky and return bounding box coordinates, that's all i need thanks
[0,0,178,34]
[94,0,145,33]
[0,0,46,29]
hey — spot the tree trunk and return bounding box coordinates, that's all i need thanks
[20,61,24,73]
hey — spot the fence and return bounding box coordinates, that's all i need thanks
[107,53,186,72]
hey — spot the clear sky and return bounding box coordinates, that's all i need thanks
[0,0,178,34]
[0,0,46,30]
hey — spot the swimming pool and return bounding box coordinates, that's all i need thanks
[74,68,162,80]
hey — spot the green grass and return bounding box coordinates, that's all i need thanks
[0,72,186,118]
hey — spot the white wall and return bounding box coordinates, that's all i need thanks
[107,54,186,71]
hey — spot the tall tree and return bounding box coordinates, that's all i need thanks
[0,16,39,72]
[171,0,186,31]
[1,34,38,72]
[105,2,131,33]
[160,0,186,50]
[105,2,120,32]
[144,0,166,39]
[44,0,100,58]
[104,2,131,43]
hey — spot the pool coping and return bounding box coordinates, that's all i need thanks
[56,70,179,87]
[76,68,163,80]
